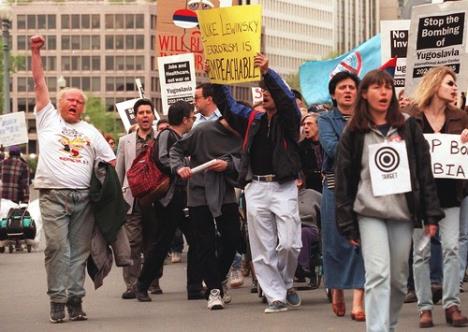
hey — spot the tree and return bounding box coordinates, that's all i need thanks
[84,95,124,138]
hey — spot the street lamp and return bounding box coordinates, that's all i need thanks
[57,75,67,90]
[0,4,12,114]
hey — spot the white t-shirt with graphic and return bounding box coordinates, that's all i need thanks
[34,102,115,189]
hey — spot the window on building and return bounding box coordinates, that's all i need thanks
[71,35,80,49]
[72,56,80,71]
[81,35,90,49]
[126,78,135,92]
[17,77,27,92]
[82,56,90,71]
[17,98,27,112]
[38,15,46,29]
[135,14,144,29]
[48,15,56,29]
[105,35,114,49]
[150,56,155,71]
[115,14,124,29]
[17,36,27,50]
[106,56,114,70]
[62,35,70,50]
[106,77,114,91]
[61,15,70,29]
[27,15,36,29]
[125,35,134,49]
[126,14,135,29]
[135,35,144,49]
[82,15,90,29]
[115,77,125,91]
[47,35,56,50]
[92,56,100,71]
[82,77,90,91]
[151,15,156,30]
[62,56,71,71]
[91,77,100,92]
[115,35,124,49]
[135,56,144,70]
[105,14,113,29]
[92,36,100,49]
[71,77,80,88]
[17,15,26,29]
[116,56,125,70]
[106,98,115,112]
[91,14,100,29]
[46,77,57,91]
[46,56,56,71]
[71,14,80,29]
[126,56,135,70]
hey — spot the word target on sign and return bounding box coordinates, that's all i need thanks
[369,141,412,197]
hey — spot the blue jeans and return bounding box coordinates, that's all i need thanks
[40,189,94,303]
[358,217,413,332]
[413,207,461,311]
[460,197,468,282]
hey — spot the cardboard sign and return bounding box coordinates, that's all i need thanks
[156,0,239,72]
[369,141,412,196]
[380,20,410,94]
[0,112,28,147]
[251,87,262,105]
[424,133,467,180]
[197,4,262,84]
[158,53,196,115]
[405,2,468,95]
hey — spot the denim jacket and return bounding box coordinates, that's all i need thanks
[317,107,347,173]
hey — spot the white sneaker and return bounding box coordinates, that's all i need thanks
[222,280,232,304]
[207,289,224,310]
[229,269,244,288]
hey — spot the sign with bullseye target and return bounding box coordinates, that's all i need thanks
[369,141,412,197]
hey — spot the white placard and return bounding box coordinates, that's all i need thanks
[115,99,159,133]
[424,133,467,179]
[369,141,412,196]
[158,53,196,115]
[251,87,263,105]
[191,159,218,174]
[380,20,410,95]
[0,112,28,147]
[405,2,468,95]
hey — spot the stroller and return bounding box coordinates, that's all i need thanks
[0,205,37,253]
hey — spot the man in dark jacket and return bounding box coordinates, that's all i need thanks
[212,53,302,313]
[0,146,30,203]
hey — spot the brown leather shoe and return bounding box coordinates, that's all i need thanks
[419,310,434,328]
[445,306,468,327]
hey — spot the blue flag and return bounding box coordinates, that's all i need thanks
[299,35,381,105]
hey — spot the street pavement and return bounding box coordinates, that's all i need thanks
[1,250,467,332]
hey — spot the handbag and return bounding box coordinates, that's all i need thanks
[126,140,170,202]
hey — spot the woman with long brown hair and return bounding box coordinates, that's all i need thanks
[335,69,443,332]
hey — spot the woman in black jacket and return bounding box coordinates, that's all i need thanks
[335,70,443,332]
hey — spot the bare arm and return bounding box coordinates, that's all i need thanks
[30,35,49,111]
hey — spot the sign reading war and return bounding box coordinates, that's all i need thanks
[424,134,468,180]
[197,4,262,84]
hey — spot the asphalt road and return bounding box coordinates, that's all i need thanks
[1,250,467,332]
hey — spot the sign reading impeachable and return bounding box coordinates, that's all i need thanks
[197,4,262,84]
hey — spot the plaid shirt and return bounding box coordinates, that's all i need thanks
[0,157,30,203]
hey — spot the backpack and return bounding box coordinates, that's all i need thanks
[126,140,170,204]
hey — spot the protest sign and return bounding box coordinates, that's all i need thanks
[300,35,381,105]
[0,112,28,147]
[115,99,159,133]
[197,4,262,84]
[251,87,262,105]
[156,0,239,72]
[368,141,412,196]
[381,20,410,94]
[424,133,467,180]
[405,2,468,94]
[158,53,196,115]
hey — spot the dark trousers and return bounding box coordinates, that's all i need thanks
[138,189,200,291]
[189,203,241,296]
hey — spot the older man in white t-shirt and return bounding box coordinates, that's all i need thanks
[31,35,116,324]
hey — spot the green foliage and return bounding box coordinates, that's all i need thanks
[84,95,124,138]
[0,39,26,114]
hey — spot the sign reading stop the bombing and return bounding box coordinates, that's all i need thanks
[425,134,468,180]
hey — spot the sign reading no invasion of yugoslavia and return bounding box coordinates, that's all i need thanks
[405,1,468,95]
[158,53,196,115]
[0,112,28,147]
[380,20,410,95]
[424,134,468,180]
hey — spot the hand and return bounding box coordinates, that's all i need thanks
[30,35,45,51]
[461,128,468,144]
[177,167,192,180]
[349,239,360,247]
[207,159,228,172]
[254,53,269,75]
[424,224,438,238]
